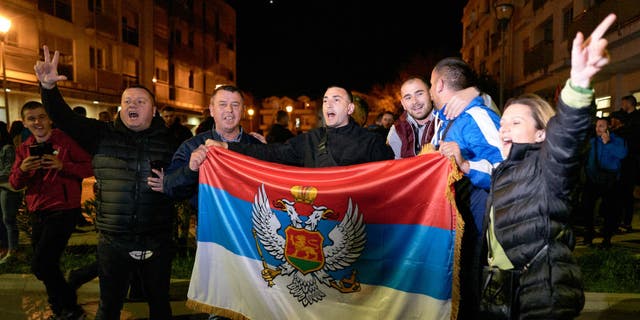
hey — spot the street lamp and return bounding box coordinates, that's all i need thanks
[0,16,11,123]
[247,108,255,132]
[494,0,514,110]
[151,76,157,96]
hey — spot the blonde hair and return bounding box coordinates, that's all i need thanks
[504,93,555,130]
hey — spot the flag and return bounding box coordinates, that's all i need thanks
[186,147,462,320]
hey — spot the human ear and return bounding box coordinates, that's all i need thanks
[347,102,355,115]
[535,130,546,142]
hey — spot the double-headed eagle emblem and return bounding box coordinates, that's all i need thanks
[251,184,366,306]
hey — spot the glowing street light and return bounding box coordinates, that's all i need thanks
[247,108,255,131]
[151,76,157,95]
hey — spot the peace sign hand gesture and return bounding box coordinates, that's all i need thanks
[34,45,68,89]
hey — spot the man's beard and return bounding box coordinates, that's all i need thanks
[412,102,432,121]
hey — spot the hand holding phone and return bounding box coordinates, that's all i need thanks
[29,142,54,157]
[149,160,167,178]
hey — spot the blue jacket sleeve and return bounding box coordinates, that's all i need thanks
[447,105,503,190]
[163,137,201,200]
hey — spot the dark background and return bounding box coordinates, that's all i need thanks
[230,1,468,99]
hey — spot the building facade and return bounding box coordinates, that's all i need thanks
[462,0,640,115]
[0,0,236,126]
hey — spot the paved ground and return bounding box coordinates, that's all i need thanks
[1,213,639,319]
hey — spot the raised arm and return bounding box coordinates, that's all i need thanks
[544,14,617,197]
[34,45,105,153]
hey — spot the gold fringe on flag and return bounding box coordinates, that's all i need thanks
[421,144,465,320]
[186,299,250,320]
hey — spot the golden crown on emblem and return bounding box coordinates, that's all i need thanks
[290,185,318,204]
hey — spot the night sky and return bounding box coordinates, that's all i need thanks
[231,0,467,100]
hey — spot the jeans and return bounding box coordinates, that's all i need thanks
[0,189,22,251]
[95,233,175,320]
[31,208,79,315]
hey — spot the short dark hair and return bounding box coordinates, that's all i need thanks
[622,95,637,107]
[276,110,289,123]
[73,106,87,116]
[212,85,244,100]
[433,57,477,91]
[161,106,175,112]
[21,101,44,118]
[125,84,155,105]
[9,120,24,141]
[325,86,353,102]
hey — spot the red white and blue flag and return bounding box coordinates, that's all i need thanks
[186,147,462,320]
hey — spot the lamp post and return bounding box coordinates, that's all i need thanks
[151,76,158,100]
[0,16,11,123]
[247,108,255,132]
[285,105,293,131]
[494,0,514,110]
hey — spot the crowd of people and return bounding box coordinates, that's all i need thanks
[0,13,630,320]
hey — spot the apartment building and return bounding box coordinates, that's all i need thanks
[0,0,236,126]
[461,0,640,116]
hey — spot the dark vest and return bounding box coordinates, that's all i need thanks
[394,112,433,158]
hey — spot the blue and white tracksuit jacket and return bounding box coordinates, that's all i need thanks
[432,96,503,189]
[431,96,503,233]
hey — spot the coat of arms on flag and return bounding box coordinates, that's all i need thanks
[253,184,365,306]
[186,148,463,320]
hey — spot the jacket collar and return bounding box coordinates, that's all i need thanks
[327,118,357,133]
[507,142,541,161]
[113,115,167,136]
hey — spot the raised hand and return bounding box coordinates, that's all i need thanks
[571,14,616,88]
[33,45,68,89]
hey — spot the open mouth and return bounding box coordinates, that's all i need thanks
[128,111,139,119]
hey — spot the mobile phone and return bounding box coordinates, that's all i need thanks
[149,160,167,178]
[29,142,54,157]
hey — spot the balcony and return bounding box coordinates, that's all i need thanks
[213,64,233,81]
[568,0,640,50]
[85,14,118,38]
[524,40,553,76]
[97,70,122,92]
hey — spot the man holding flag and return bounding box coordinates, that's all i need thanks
[189,85,463,319]
[206,86,394,167]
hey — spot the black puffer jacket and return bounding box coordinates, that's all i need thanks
[483,99,590,319]
[42,87,178,236]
